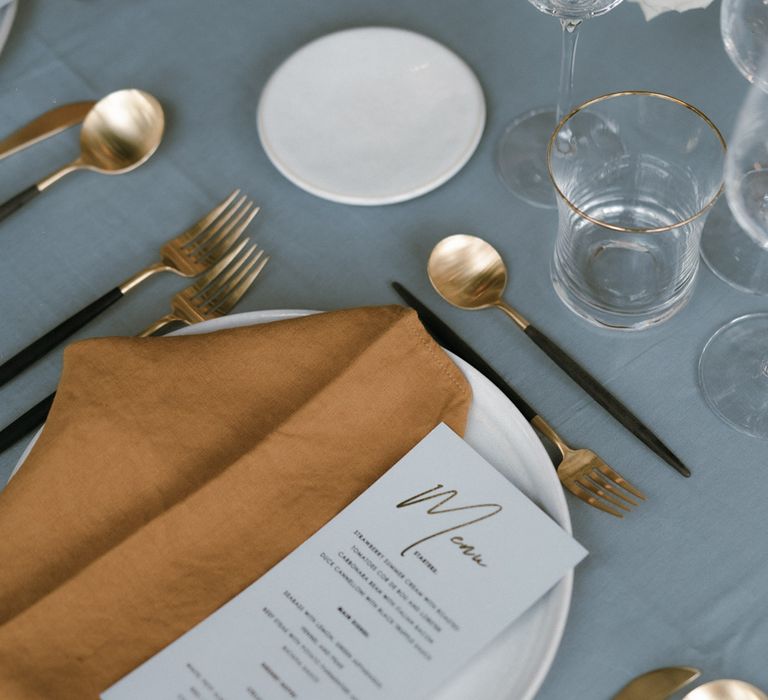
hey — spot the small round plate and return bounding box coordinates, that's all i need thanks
[257,27,486,205]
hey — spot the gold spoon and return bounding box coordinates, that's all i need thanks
[427,233,528,326]
[683,680,768,700]
[427,233,691,478]
[0,88,164,224]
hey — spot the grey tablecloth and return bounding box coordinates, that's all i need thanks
[1,1,766,698]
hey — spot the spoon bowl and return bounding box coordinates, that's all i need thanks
[78,89,164,173]
[684,680,768,700]
[428,234,508,310]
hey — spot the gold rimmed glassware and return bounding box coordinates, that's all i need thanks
[547,90,726,330]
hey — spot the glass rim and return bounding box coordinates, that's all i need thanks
[546,90,728,234]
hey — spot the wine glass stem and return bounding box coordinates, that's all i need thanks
[556,18,582,123]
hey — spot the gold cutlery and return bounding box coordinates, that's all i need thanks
[684,680,768,700]
[613,667,701,700]
[0,89,164,224]
[138,239,268,336]
[392,282,643,517]
[427,234,691,478]
[0,190,257,387]
[0,100,95,161]
[532,417,645,517]
[0,239,270,452]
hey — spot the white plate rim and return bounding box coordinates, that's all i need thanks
[0,0,17,57]
[256,26,486,206]
[11,309,573,700]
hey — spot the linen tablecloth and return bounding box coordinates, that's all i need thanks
[0,1,766,696]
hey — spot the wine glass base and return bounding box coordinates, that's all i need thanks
[701,197,768,295]
[496,107,557,209]
[699,313,768,439]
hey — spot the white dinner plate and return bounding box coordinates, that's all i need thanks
[256,27,486,205]
[12,310,573,700]
[0,0,17,58]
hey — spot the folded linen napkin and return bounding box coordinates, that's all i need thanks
[0,306,471,700]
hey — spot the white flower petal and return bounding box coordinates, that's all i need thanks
[628,0,715,20]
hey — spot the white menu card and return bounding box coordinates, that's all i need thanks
[103,423,586,700]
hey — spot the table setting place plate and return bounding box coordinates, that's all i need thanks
[256,27,486,205]
[12,309,573,700]
[0,0,16,58]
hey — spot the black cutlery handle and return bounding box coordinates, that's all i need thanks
[0,392,55,453]
[485,372,537,422]
[0,185,40,224]
[524,323,690,477]
[390,283,540,423]
[0,287,124,388]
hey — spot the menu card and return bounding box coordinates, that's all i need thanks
[103,423,586,700]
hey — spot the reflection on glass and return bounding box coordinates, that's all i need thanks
[495,0,623,209]
[700,0,768,293]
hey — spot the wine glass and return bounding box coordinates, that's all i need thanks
[721,0,768,90]
[700,0,768,293]
[699,58,768,439]
[496,0,624,208]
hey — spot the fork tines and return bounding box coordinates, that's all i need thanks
[180,190,260,265]
[568,462,646,518]
[181,239,269,317]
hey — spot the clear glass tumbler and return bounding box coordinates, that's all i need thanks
[547,91,726,330]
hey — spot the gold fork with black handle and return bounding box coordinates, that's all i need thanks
[0,240,269,453]
[392,282,645,517]
[0,190,257,387]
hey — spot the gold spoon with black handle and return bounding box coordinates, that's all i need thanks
[0,89,163,224]
[427,234,690,478]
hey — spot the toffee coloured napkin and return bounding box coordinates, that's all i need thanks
[0,306,471,700]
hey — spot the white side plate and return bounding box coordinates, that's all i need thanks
[257,27,486,205]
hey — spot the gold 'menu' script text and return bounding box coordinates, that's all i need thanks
[396,484,502,567]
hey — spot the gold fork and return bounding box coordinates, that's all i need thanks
[0,190,258,387]
[532,416,645,518]
[0,240,270,453]
[138,238,269,336]
[120,190,258,294]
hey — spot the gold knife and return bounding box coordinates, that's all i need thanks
[613,667,702,700]
[0,100,95,161]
